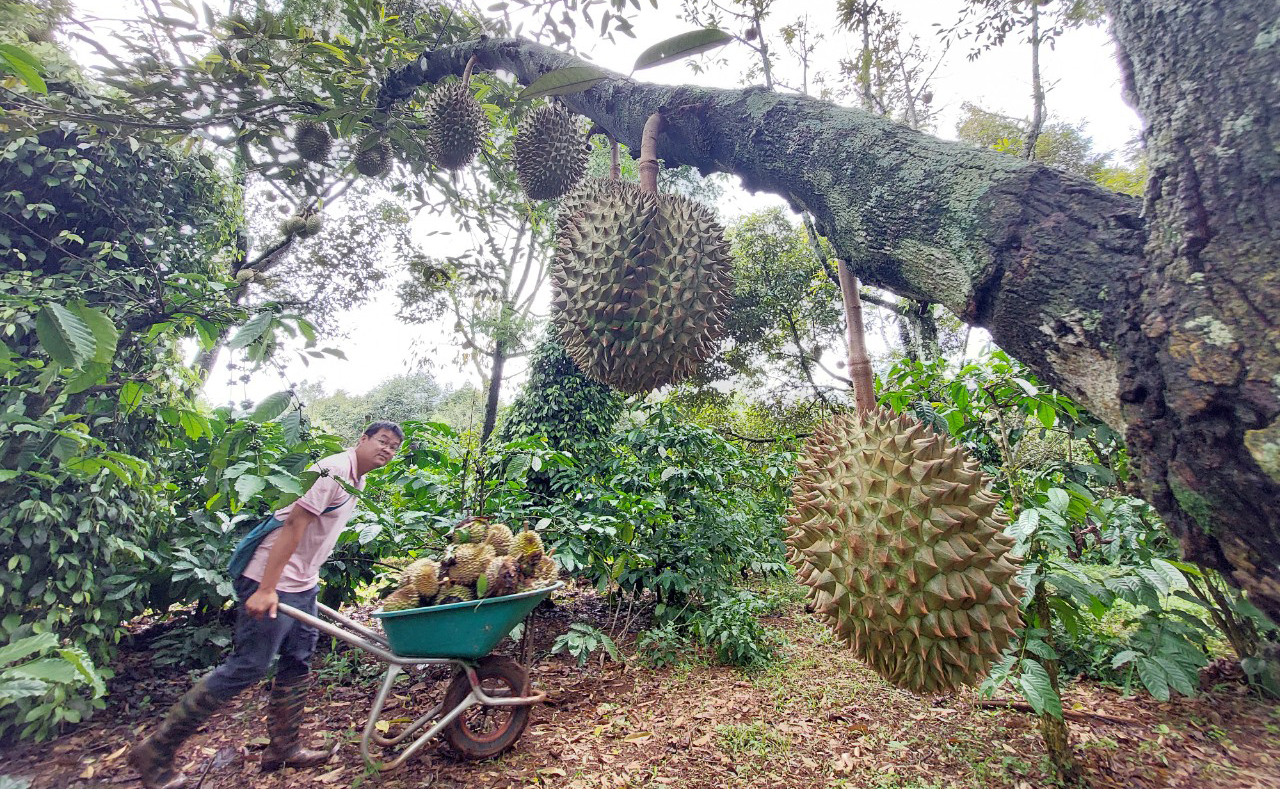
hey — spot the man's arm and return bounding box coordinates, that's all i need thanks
[244,506,318,619]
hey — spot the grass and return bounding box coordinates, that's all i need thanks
[713,720,790,757]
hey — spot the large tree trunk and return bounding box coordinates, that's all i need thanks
[378,0,1280,619]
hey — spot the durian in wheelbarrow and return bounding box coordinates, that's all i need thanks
[383,586,421,612]
[484,522,515,555]
[514,105,589,200]
[444,542,496,586]
[786,408,1024,694]
[401,557,441,599]
[551,179,733,393]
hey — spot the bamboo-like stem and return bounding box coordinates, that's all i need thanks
[461,54,477,83]
[637,111,664,193]
[838,259,875,414]
[610,137,620,181]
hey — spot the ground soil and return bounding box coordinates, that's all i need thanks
[2,582,1278,789]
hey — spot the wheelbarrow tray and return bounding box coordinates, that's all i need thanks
[372,582,563,659]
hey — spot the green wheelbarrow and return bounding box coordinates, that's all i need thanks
[276,581,562,772]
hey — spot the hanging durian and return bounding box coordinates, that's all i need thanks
[355,135,393,177]
[423,59,485,170]
[299,214,322,238]
[786,408,1024,694]
[515,105,589,200]
[280,216,306,237]
[294,120,331,163]
[551,178,732,393]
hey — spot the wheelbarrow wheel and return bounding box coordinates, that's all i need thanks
[442,655,532,759]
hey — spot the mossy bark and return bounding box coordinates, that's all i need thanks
[379,0,1280,622]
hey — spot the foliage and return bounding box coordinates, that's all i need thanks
[297,371,444,441]
[688,591,781,670]
[0,631,105,743]
[551,622,621,667]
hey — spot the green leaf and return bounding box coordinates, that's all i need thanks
[9,658,79,684]
[475,574,488,598]
[518,66,609,101]
[178,409,210,440]
[235,474,266,501]
[633,28,734,71]
[1136,657,1170,701]
[281,409,301,445]
[0,44,47,94]
[266,473,302,495]
[1017,658,1062,718]
[1150,558,1188,592]
[0,633,58,667]
[63,362,110,395]
[227,310,274,350]
[1156,657,1196,697]
[0,677,49,701]
[74,305,119,365]
[36,303,96,369]
[250,391,293,422]
[1012,377,1039,397]
[1111,649,1139,668]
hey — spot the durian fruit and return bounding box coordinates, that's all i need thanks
[402,557,441,599]
[480,556,520,598]
[786,408,1024,695]
[530,555,559,586]
[299,214,322,238]
[446,542,496,586]
[280,216,306,237]
[484,522,514,555]
[355,135,393,177]
[552,179,733,393]
[436,582,475,605]
[452,517,489,545]
[510,530,544,562]
[294,120,332,163]
[382,586,420,612]
[514,105,589,200]
[423,80,485,170]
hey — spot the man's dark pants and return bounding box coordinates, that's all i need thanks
[204,575,320,697]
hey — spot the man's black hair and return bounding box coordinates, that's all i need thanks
[363,421,404,441]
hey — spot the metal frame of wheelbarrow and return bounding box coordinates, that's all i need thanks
[276,601,546,772]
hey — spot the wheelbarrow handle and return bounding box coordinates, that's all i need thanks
[276,602,451,668]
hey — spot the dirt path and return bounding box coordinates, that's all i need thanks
[3,586,1279,788]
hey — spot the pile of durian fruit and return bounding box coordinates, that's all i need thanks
[382,519,559,611]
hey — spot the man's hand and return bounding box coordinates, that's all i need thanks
[245,587,279,619]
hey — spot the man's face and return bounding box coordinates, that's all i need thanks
[357,429,402,470]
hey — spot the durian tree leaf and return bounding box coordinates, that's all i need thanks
[250,391,293,423]
[226,310,274,350]
[0,632,58,667]
[632,29,734,72]
[1017,658,1062,718]
[518,66,609,101]
[475,575,488,597]
[36,303,96,369]
[75,304,119,365]
[63,362,110,395]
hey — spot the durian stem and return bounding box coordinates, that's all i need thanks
[838,259,875,414]
[610,137,620,181]
[638,111,665,193]
[462,54,477,83]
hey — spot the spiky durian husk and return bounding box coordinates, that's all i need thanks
[531,555,559,586]
[280,216,306,236]
[551,180,733,393]
[295,120,332,163]
[437,582,475,605]
[446,542,496,586]
[786,407,1024,694]
[481,556,521,598]
[402,558,441,599]
[453,517,489,545]
[424,81,484,170]
[515,105,589,200]
[484,522,514,555]
[355,135,393,177]
[301,214,322,237]
[382,586,420,612]
[511,530,544,562]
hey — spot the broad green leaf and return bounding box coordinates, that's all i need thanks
[266,473,302,495]
[36,303,96,368]
[1111,649,1139,668]
[0,677,49,701]
[55,647,104,697]
[0,632,58,666]
[1156,657,1196,697]
[226,310,274,350]
[119,381,150,414]
[235,474,266,501]
[9,658,79,684]
[63,362,110,395]
[1045,488,1070,515]
[250,390,293,422]
[518,66,609,101]
[74,305,119,364]
[1017,658,1062,718]
[281,409,301,445]
[475,575,488,598]
[1012,377,1039,397]
[633,28,733,71]
[1136,657,1170,701]
[0,44,47,94]
[1150,558,1188,592]
[178,409,210,440]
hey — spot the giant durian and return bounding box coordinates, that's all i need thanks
[786,408,1024,694]
[355,135,393,177]
[514,105,589,200]
[551,179,733,393]
[423,80,485,170]
[294,120,332,163]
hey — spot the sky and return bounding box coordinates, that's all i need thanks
[146,0,1141,409]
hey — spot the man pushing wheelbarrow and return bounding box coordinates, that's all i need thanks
[128,421,404,788]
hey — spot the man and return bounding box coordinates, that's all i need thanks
[128,421,404,789]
